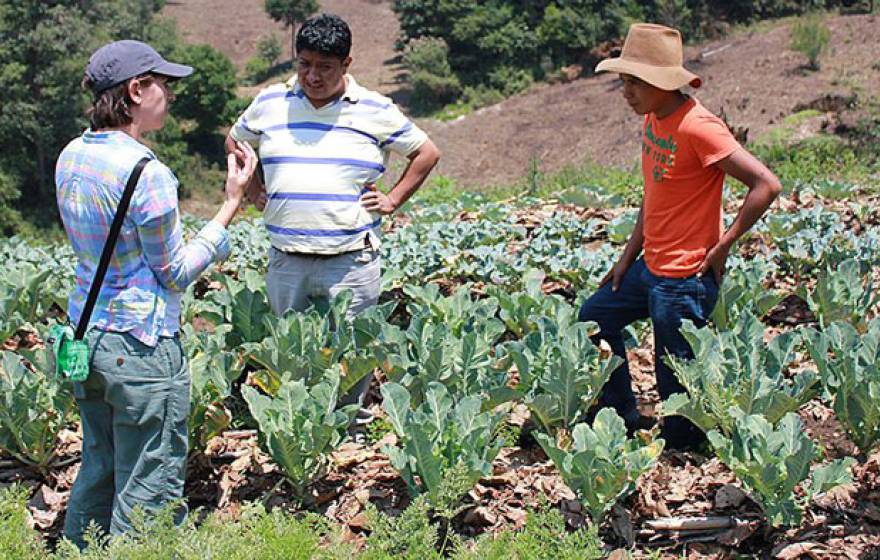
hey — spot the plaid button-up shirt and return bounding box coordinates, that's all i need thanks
[56,130,230,346]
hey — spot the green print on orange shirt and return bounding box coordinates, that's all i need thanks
[640,98,741,278]
[643,122,679,184]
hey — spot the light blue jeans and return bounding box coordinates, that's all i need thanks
[266,245,381,408]
[63,330,189,549]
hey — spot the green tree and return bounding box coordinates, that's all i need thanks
[0,3,98,227]
[171,43,238,135]
[264,0,319,61]
[404,38,461,113]
[0,0,168,228]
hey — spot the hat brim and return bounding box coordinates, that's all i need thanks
[151,61,193,79]
[595,58,701,90]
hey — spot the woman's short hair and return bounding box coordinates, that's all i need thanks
[81,73,158,130]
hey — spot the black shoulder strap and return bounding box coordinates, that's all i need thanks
[75,157,152,340]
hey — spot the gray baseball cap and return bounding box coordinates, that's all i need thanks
[86,40,193,93]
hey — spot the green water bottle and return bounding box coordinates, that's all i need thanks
[48,324,90,382]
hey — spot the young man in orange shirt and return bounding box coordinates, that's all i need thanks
[582,24,782,449]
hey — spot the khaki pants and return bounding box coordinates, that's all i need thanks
[266,246,381,409]
[63,330,189,549]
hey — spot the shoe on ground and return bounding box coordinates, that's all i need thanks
[353,407,374,426]
[624,413,657,437]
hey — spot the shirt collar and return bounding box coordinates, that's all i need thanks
[286,74,363,104]
[81,129,157,158]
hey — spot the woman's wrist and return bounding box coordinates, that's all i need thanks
[213,198,241,228]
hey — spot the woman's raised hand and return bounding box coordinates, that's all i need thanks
[225,141,257,204]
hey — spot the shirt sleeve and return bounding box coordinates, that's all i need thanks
[376,103,428,157]
[229,94,265,145]
[686,114,741,168]
[131,160,230,292]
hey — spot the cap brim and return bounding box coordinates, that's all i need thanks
[152,61,193,79]
[596,58,701,90]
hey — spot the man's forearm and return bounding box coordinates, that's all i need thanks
[620,207,645,264]
[387,140,440,209]
[719,179,781,249]
[224,134,237,155]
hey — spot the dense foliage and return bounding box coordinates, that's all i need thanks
[392,0,864,112]
[0,0,240,231]
[0,181,875,549]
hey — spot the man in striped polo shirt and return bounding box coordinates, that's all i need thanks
[226,13,440,429]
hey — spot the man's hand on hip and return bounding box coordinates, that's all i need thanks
[697,242,731,284]
[360,184,396,215]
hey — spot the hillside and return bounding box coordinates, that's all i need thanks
[161,2,880,188]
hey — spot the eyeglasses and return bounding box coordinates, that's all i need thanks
[136,75,176,101]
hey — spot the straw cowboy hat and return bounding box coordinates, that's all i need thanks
[596,23,702,91]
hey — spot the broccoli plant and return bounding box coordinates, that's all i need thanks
[663,313,817,436]
[710,259,783,331]
[245,291,392,396]
[502,319,621,435]
[185,269,271,347]
[403,283,500,337]
[708,410,854,527]
[0,264,53,341]
[766,206,844,276]
[535,408,663,523]
[804,319,880,455]
[242,368,357,501]
[798,258,875,332]
[0,349,74,471]
[380,381,505,502]
[183,324,245,448]
[486,269,577,338]
[374,306,513,407]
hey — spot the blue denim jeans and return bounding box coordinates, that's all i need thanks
[578,257,718,447]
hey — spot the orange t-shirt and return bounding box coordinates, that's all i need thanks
[641,97,740,278]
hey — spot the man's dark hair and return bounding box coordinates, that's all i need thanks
[295,13,352,59]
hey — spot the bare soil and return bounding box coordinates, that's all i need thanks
[162,3,880,190]
[161,0,404,98]
[421,13,880,188]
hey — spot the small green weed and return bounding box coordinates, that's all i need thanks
[52,502,353,560]
[458,505,603,560]
[364,415,394,445]
[790,13,831,71]
[0,485,46,560]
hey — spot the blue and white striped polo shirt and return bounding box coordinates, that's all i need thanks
[230,75,427,254]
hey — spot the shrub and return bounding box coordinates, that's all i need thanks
[790,13,831,70]
[245,56,273,85]
[257,33,282,67]
[404,38,461,113]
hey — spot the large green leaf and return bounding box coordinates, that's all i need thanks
[536,408,663,523]
[708,409,853,528]
[662,313,817,437]
[0,347,74,469]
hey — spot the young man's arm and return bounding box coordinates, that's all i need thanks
[602,204,645,292]
[361,138,441,214]
[698,148,782,282]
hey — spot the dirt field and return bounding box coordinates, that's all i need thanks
[161,2,880,188]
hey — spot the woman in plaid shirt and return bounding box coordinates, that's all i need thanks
[55,40,256,548]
